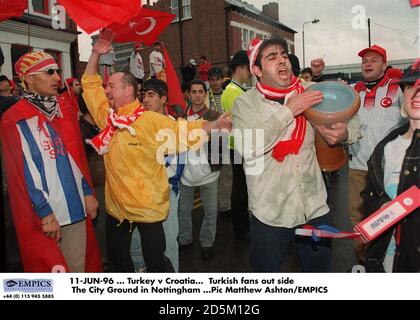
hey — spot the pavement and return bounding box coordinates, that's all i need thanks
[3,199,356,273]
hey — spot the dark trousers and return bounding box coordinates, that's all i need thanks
[322,165,357,271]
[230,149,250,237]
[250,214,332,272]
[106,214,173,272]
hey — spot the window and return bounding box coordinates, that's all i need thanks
[182,0,191,19]
[249,31,255,42]
[242,29,249,50]
[32,0,50,15]
[170,0,179,20]
[170,0,192,22]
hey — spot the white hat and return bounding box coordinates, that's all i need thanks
[189,59,197,66]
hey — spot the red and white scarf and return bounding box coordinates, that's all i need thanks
[256,76,306,162]
[86,106,145,155]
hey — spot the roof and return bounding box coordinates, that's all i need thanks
[224,0,296,34]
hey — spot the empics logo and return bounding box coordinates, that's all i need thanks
[3,279,53,293]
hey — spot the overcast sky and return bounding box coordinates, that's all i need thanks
[79,0,419,66]
[250,0,419,66]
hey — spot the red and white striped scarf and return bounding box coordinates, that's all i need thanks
[86,106,145,155]
[256,76,306,162]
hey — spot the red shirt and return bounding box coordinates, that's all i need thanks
[198,61,212,81]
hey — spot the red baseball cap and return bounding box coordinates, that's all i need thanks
[358,45,387,63]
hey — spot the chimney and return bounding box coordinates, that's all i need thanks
[262,2,279,21]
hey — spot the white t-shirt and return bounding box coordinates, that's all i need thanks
[149,50,164,76]
[181,113,219,187]
[382,134,411,272]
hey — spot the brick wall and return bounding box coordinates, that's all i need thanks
[141,0,295,76]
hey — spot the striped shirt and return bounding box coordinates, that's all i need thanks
[17,116,92,226]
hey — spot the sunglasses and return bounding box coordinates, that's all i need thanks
[30,69,62,76]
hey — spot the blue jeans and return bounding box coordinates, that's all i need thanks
[130,190,179,272]
[178,179,218,247]
[250,214,332,272]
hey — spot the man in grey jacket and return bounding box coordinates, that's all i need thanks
[232,37,351,272]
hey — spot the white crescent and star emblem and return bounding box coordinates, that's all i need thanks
[380,97,392,108]
[128,21,137,28]
[134,17,157,35]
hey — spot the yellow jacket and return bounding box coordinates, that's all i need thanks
[82,74,204,223]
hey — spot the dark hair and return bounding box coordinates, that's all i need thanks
[199,55,207,60]
[181,82,189,93]
[288,53,301,76]
[121,73,139,98]
[142,78,168,97]
[301,67,312,75]
[254,37,288,70]
[188,79,207,93]
[0,75,9,83]
[208,66,223,79]
[229,50,249,73]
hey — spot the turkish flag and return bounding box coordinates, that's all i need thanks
[0,0,27,22]
[57,0,140,34]
[161,46,186,111]
[109,8,176,45]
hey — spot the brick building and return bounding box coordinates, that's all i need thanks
[0,0,81,84]
[113,0,296,78]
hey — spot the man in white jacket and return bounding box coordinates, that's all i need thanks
[232,37,351,272]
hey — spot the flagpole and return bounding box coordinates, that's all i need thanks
[27,9,31,50]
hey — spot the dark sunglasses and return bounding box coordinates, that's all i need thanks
[45,68,62,75]
[31,69,62,76]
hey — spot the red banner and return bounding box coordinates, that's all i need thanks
[57,0,140,34]
[0,0,27,22]
[162,46,186,111]
[109,8,175,45]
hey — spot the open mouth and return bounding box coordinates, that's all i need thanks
[278,68,288,76]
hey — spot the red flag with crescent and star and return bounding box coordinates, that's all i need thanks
[0,0,27,22]
[109,8,176,45]
[57,0,140,34]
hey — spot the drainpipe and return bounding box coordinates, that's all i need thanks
[224,7,230,66]
[178,0,184,67]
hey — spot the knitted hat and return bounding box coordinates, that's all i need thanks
[247,38,263,75]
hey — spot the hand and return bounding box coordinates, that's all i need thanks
[85,195,99,220]
[216,112,232,132]
[92,28,115,55]
[41,213,61,242]
[285,91,323,116]
[315,122,348,145]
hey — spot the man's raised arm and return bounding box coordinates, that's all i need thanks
[85,28,115,75]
